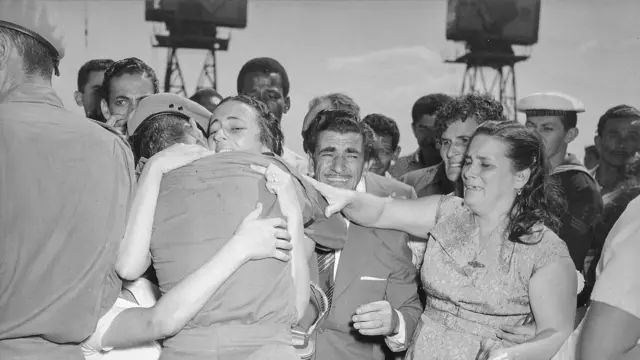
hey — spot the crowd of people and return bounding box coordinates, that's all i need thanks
[1,1,640,360]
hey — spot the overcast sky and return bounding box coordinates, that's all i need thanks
[50,0,640,159]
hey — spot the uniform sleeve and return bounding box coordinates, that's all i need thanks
[532,230,573,276]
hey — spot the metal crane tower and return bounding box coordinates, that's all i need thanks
[444,0,541,120]
[145,0,248,97]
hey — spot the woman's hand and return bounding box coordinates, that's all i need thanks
[250,163,303,220]
[230,203,293,262]
[146,143,215,175]
[302,175,355,217]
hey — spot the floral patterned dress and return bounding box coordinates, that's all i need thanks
[406,196,571,360]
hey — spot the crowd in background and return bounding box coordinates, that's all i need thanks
[2,1,640,360]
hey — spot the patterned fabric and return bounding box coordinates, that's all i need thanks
[406,196,572,360]
[316,245,335,309]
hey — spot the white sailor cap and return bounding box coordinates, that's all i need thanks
[128,93,212,137]
[517,92,585,116]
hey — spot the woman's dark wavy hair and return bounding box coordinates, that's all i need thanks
[216,95,284,156]
[471,121,567,244]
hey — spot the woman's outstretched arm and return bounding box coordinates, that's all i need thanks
[305,176,443,238]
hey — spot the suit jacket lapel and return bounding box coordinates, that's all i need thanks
[332,174,384,301]
[332,223,378,301]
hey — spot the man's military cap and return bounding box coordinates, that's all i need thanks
[128,93,213,137]
[0,0,65,76]
[517,92,585,116]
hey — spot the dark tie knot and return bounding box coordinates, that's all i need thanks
[316,244,334,253]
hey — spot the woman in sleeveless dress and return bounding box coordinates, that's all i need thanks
[309,121,578,360]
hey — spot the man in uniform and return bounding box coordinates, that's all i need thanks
[0,1,136,359]
[519,92,603,278]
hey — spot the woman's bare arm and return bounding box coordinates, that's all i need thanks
[490,258,577,360]
[305,176,442,237]
[114,164,161,280]
[578,301,640,360]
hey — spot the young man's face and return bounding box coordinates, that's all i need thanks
[101,73,156,134]
[369,135,399,176]
[595,117,640,167]
[412,113,438,151]
[75,70,106,120]
[525,115,574,160]
[238,72,289,122]
[440,117,479,182]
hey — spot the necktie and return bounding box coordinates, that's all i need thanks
[316,245,335,309]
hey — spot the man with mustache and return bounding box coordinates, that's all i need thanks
[300,110,421,360]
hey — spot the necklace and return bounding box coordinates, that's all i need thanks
[467,216,507,269]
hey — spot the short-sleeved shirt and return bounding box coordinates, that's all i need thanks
[590,195,640,319]
[0,84,136,360]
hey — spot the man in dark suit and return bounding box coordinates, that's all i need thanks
[301,110,422,360]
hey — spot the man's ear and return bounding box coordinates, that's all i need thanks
[594,135,602,154]
[100,98,111,119]
[393,146,401,160]
[74,91,84,107]
[307,156,315,177]
[284,96,291,114]
[564,127,579,144]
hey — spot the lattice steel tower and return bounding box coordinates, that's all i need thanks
[145,0,248,97]
[443,0,541,120]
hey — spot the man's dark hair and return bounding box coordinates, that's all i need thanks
[596,104,640,137]
[217,95,284,156]
[411,93,454,124]
[303,110,377,161]
[236,57,290,97]
[0,27,56,79]
[308,93,360,116]
[190,87,223,105]
[129,113,195,165]
[362,113,400,151]
[434,93,506,141]
[101,57,159,102]
[77,59,114,92]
